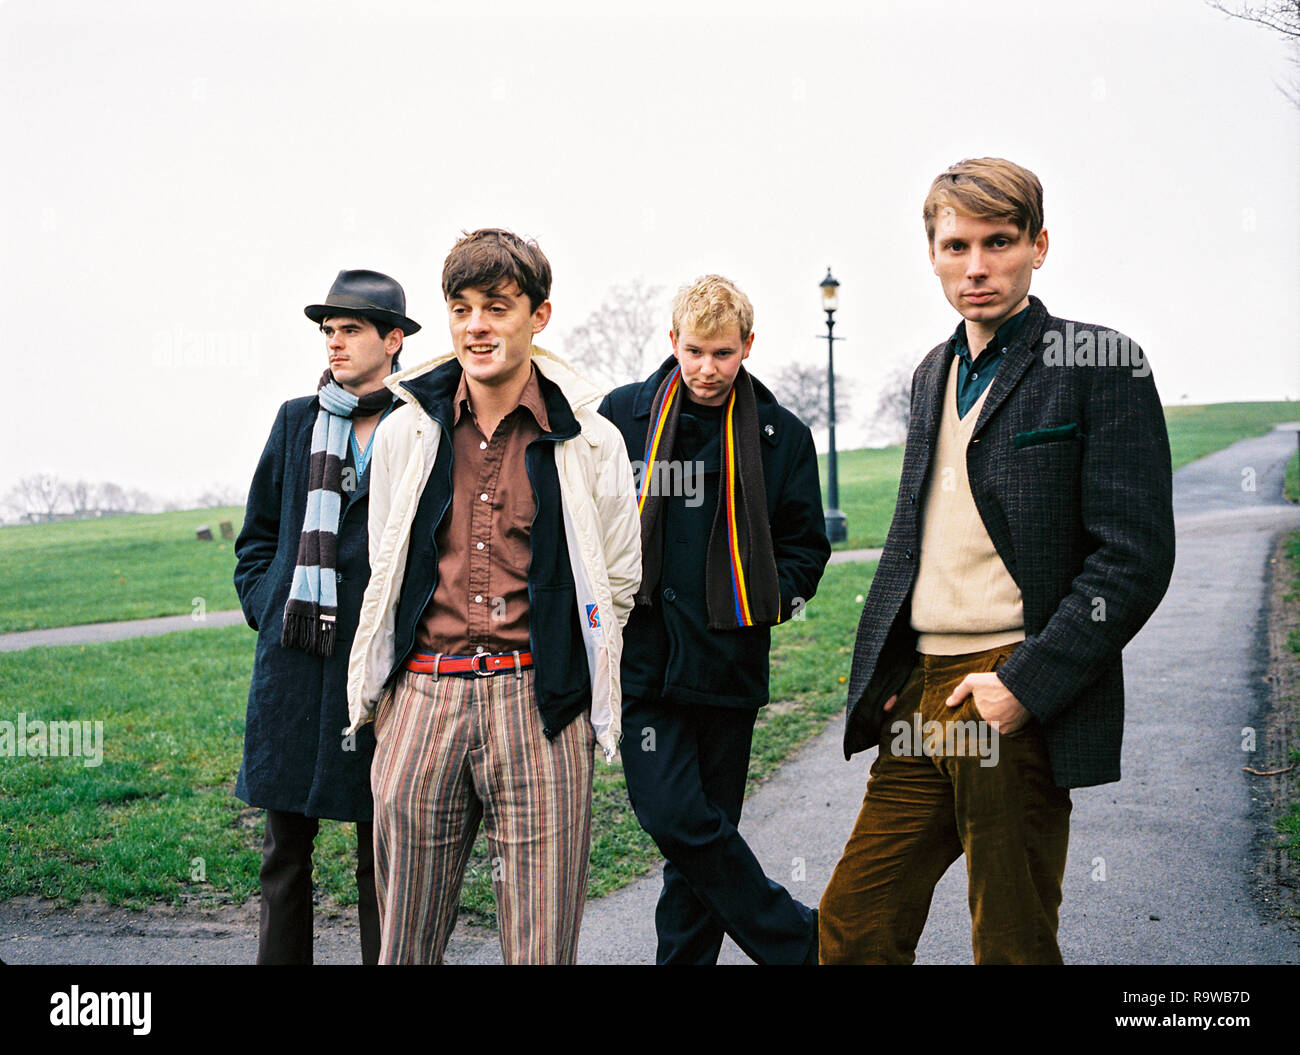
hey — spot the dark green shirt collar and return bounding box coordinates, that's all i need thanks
[949,304,1031,419]
[951,304,1031,364]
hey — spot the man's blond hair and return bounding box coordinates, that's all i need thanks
[922,157,1044,245]
[671,274,754,342]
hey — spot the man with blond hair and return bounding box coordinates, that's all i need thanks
[599,274,830,965]
[345,229,640,964]
[819,158,1175,963]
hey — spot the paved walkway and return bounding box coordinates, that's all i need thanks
[0,559,881,654]
[0,610,247,652]
[3,427,1299,963]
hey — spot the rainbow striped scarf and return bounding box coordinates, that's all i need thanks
[635,364,780,629]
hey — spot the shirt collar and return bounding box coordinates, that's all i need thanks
[951,304,1031,364]
[452,362,552,433]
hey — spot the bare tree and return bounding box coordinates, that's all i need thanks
[870,365,914,445]
[0,475,165,520]
[5,474,69,521]
[769,362,853,433]
[126,489,157,514]
[66,479,95,516]
[92,481,130,514]
[564,277,665,389]
[1208,1,1300,106]
[195,483,247,508]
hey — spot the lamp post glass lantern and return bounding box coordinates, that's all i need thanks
[820,268,847,543]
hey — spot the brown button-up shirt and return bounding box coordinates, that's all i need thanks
[415,364,550,656]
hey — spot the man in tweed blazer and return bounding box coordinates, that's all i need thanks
[819,158,1175,964]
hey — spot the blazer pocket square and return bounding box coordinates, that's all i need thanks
[1014,423,1081,449]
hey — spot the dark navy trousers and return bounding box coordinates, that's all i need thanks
[619,696,817,965]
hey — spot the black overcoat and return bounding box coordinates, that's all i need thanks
[232,395,383,821]
[843,297,1176,788]
[599,358,831,709]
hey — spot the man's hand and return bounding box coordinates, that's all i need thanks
[946,673,1031,735]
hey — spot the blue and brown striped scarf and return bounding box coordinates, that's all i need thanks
[280,371,392,656]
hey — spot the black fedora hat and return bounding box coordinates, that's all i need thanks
[304,269,421,336]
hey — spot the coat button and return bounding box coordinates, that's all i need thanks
[335,572,343,582]
[663,587,676,603]
[908,492,916,505]
[904,549,914,561]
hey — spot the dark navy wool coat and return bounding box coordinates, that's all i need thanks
[233,395,384,821]
[599,358,831,710]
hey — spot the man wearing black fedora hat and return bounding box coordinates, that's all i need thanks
[234,269,420,964]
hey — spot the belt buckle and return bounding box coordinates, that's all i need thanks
[471,653,492,677]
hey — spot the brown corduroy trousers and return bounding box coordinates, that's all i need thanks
[820,644,1072,964]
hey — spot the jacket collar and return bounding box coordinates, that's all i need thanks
[631,355,783,448]
[968,295,1051,439]
[384,345,600,441]
[919,295,1052,443]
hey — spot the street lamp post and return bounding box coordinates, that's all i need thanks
[820,268,847,543]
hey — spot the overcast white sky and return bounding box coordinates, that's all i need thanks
[2,0,1297,503]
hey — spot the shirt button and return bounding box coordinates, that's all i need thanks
[479,441,487,450]
[480,493,489,502]
[475,595,483,603]
[476,541,485,550]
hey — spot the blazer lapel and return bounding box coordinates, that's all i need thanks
[913,342,950,472]
[970,344,1035,440]
[970,297,1051,440]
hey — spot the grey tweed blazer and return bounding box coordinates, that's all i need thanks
[843,296,1175,788]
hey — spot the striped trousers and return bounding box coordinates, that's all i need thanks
[371,667,595,964]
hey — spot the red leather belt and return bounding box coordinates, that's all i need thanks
[404,651,533,677]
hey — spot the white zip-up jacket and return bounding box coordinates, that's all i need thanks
[344,346,640,760]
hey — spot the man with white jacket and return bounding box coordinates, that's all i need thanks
[345,229,640,964]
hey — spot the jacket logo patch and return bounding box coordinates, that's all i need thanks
[586,604,600,629]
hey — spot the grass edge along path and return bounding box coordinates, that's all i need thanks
[0,562,875,925]
[1276,531,1300,877]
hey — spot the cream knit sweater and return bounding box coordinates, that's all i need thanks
[910,357,1026,655]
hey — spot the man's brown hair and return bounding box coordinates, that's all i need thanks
[922,158,1044,245]
[441,228,552,312]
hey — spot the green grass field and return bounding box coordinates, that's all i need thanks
[0,507,244,633]
[1163,402,1300,473]
[2,399,1296,918]
[0,562,872,918]
[815,446,905,550]
[3,402,1295,634]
